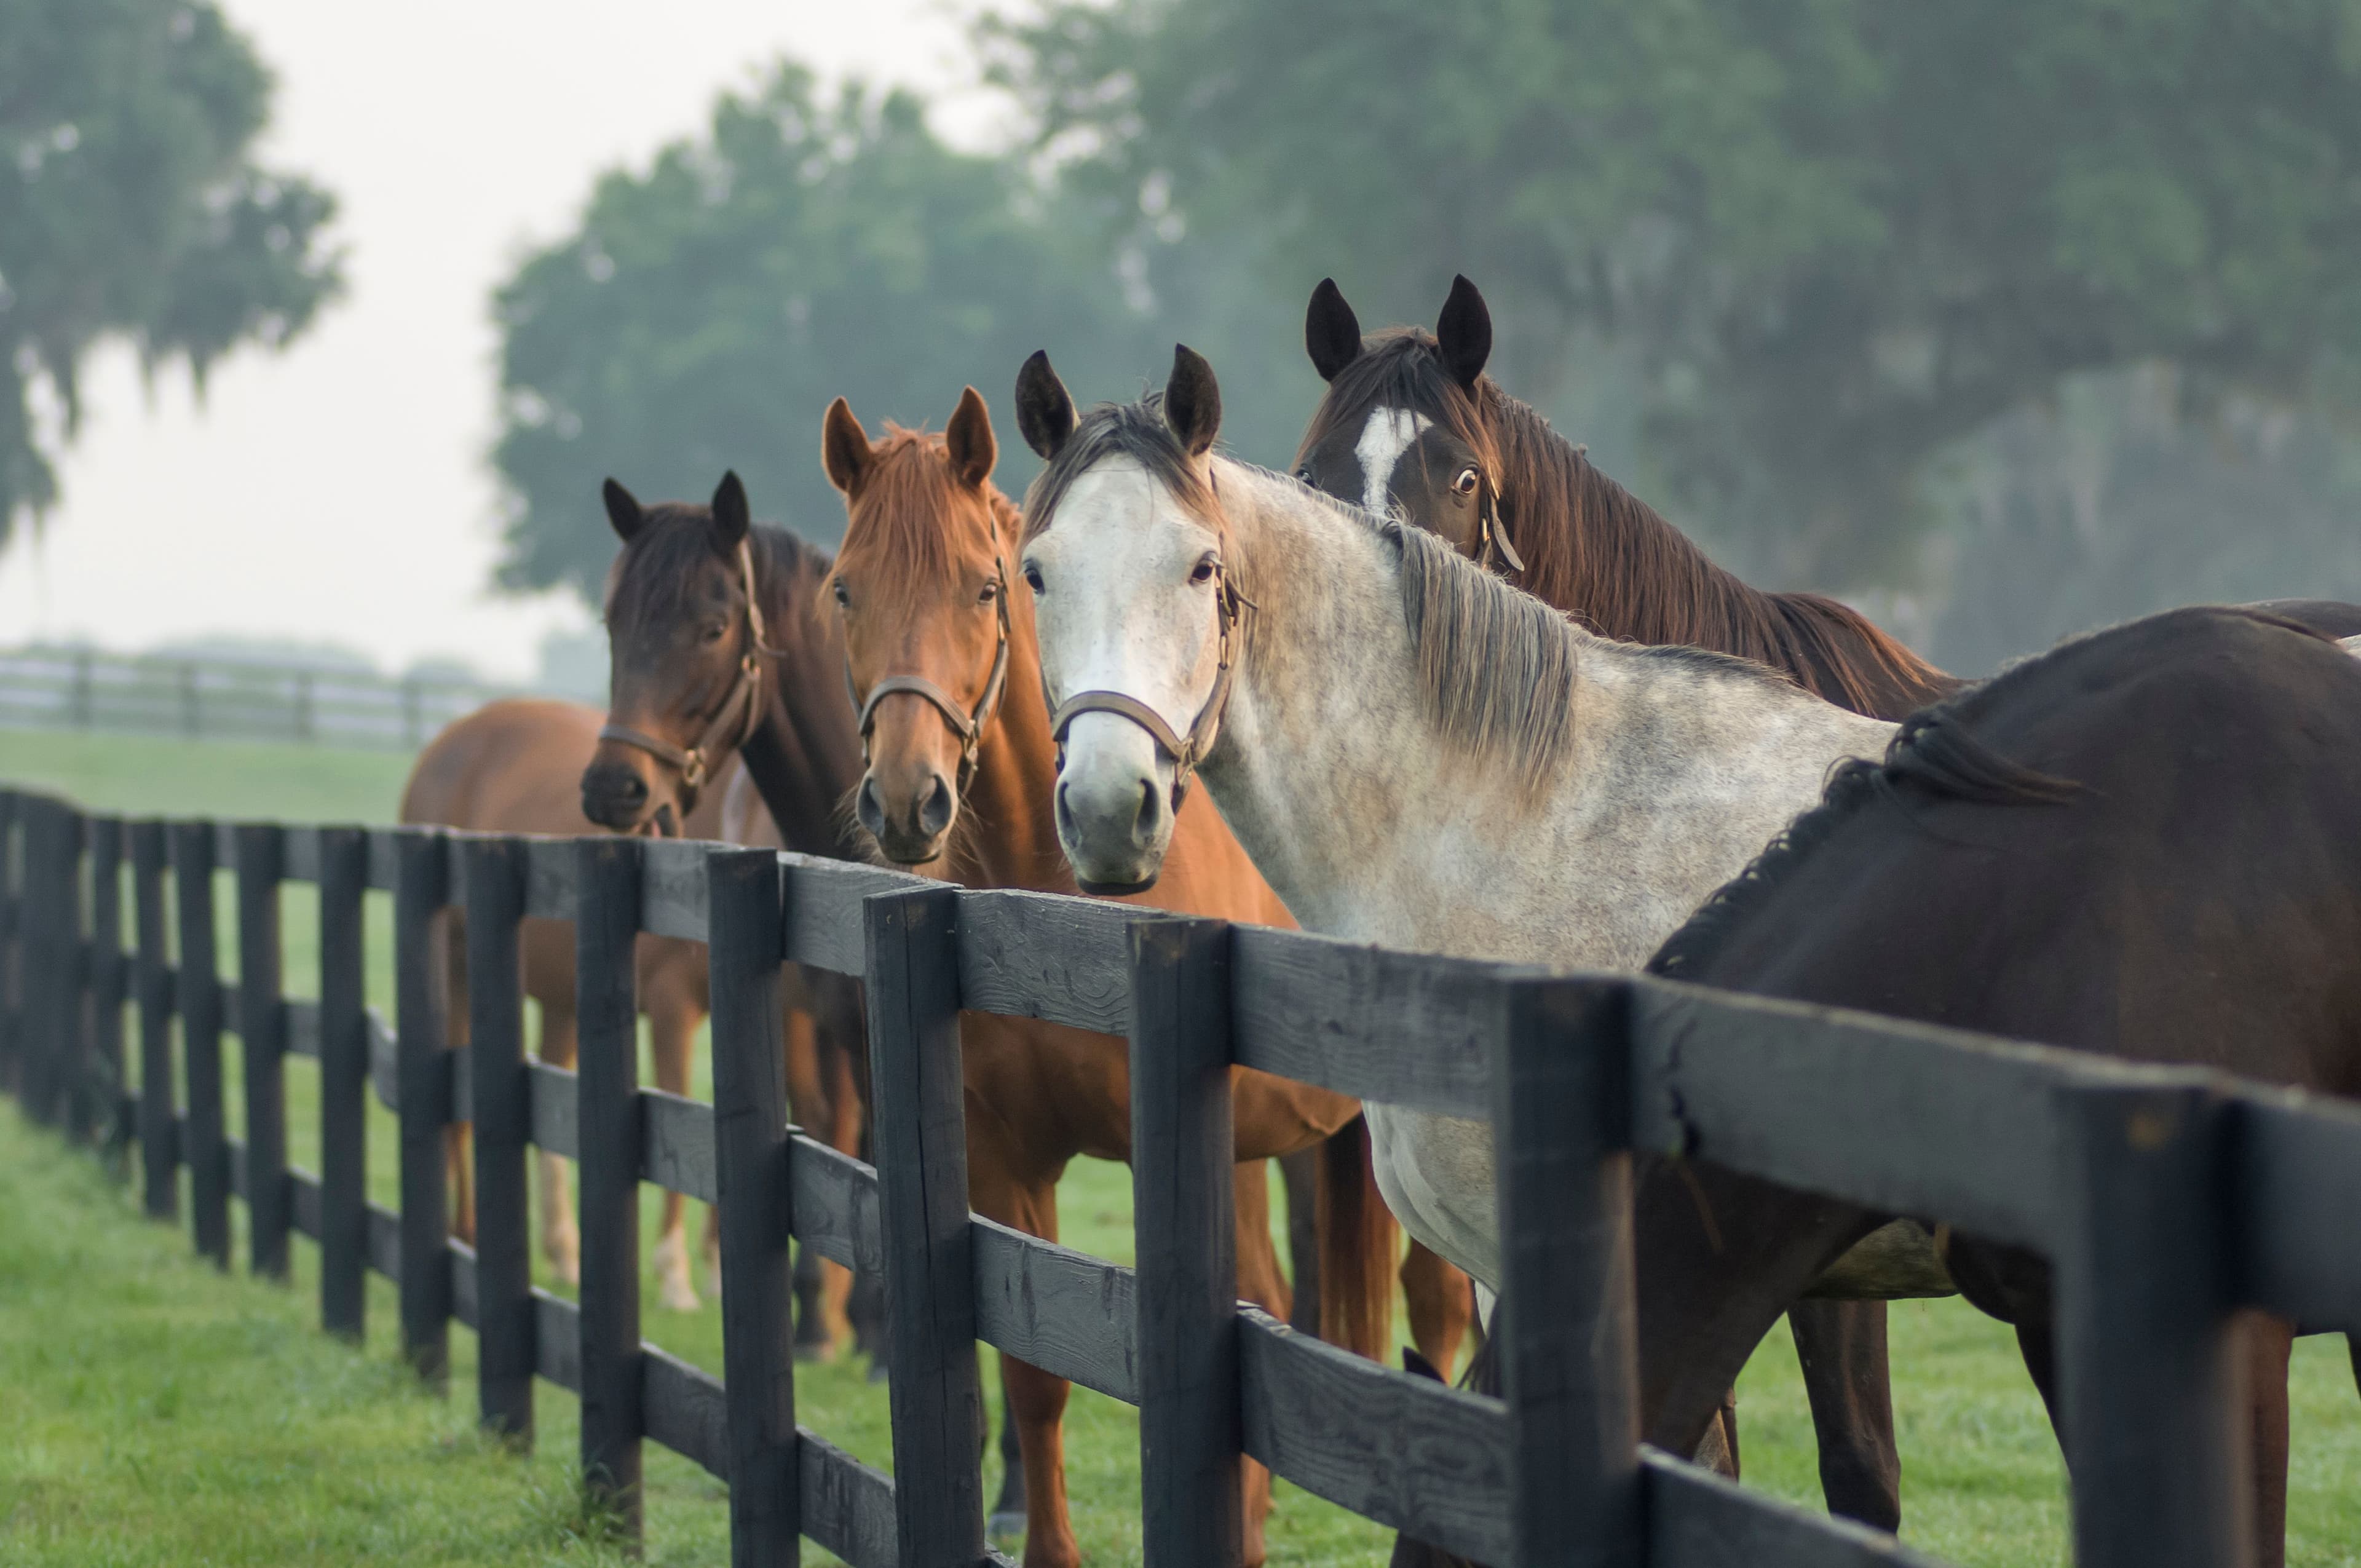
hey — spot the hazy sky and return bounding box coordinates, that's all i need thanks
[0,0,1003,680]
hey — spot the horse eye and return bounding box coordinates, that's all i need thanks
[1190,558,1217,585]
[1022,563,1045,595]
[978,580,999,604]
[1453,467,1480,497]
[1294,466,1315,485]
[702,620,728,643]
[831,580,850,608]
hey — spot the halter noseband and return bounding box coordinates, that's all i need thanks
[598,538,783,794]
[1048,565,1250,815]
[844,558,1014,796]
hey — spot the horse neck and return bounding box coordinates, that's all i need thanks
[947,512,1070,892]
[741,530,866,860]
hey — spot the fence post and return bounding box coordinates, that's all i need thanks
[318,827,368,1336]
[1128,916,1241,1568]
[0,791,18,1096]
[576,835,644,1546]
[20,798,66,1127]
[237,824,291,1280]
[172,822,231,1268]
[395,827,453,1388]
[84,817,125,1145]
[467,836,535,1443]
[2054,1080,2244,1568]
[710,848,799,1566]
[132,821,176,1220]
[1492,976,1640,1568]
[867,884,986,1568]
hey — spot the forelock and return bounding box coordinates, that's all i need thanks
[1020,394,1222,545]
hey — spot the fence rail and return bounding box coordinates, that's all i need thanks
[0,646,520,749]
[2,780,2357,1567]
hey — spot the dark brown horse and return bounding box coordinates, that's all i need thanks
[821,389,1460,1568]
[1645,605,2361,1568]
[1297,275,1955,1530]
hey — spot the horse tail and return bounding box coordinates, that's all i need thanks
[1316,1115,1399,1360]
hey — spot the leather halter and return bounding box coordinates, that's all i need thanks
[844,558,1013,795]
[598,539,783,793]
[1048,565,1251,815]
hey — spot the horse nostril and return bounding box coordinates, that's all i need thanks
[918,775,955,837]
[856,777,887,837]
[1134,779,1163,844]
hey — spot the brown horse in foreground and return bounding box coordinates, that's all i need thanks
[821,388,1401,1568]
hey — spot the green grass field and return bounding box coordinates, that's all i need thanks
[5,727,2359,1566]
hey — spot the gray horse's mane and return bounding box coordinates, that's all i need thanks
[1024,394,1790,800]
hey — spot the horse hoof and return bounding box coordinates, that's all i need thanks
[987,1511,1026,1542]
[658,1277,701,1313]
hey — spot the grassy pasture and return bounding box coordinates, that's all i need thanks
[4,726,2359,1565]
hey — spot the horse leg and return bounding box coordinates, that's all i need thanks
[1401,1243,1474,1380]
[440,911,474,1243]
[2244,1311,2292,1568]
[534,994,581,1288]
[647,978,699,1312]
[989,1390,1027,1540]
[1234,1157,1284,1567]
[445,1125,476,1245]
[780,1002,847,1356]
[1789,1299,1901,1530]
[815,1021,870,1364]
[966,1103,1075,1568]
[1277,1147,1321,1333]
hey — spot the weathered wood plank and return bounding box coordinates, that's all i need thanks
[639,837,709,941]
[954,889,1134,1033]
[535,1288,584,1394]
[575,835,644,1538]
[394,827,452,1387]
[1230,925,1521,1118]
[367,1203,401,1282]
[365,828,401,893]
[1236,1309,1513,1563]
[521,836,577,921]
[368,1005,398,1112]
[1494,976,1639,1566]
[528,1059,578,1160]
[709,847,799,1566]
[2234,1088,2361,1332]
[280,826,321,885]
[172,821,230,1269]
[237,823,291,1281]
[466,836,535,1441]
[643,1087,716,1206]
[777,852,919,974]
[212,822,237,874]
[284,999,320,1059]
[1129,916,1243,1568]
[971,1216,1139,1403]
[1643,1448,1947,1567]
[866,885,987,1567]
[643,1344,728,1478]
[318,826,370,1339]
[290,1165,322,1240]
[451,1240,478,1328]
[130,820,176,1222]
[801,1433,901,1568]
[789,1133,883,1274]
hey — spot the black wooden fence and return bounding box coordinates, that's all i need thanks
[4,778,2359,1568]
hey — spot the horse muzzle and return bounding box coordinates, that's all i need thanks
[1053,738,1174,895]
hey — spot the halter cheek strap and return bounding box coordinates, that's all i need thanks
[1047,570,1250,815]
[1476,485,1526,575]
[598,538,784,793]
[845,560,1014,794]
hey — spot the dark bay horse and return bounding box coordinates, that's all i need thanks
[577,475,880,1360]
[1642,604,2361,1568]
[822,388,1444,1568]
[1296,275,1955,1528]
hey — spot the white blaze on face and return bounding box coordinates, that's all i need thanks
[1353,407,1433,516]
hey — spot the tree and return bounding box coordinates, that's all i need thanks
[0,0,342,545]
[491,65,1160,601]
[990,0,2361,588]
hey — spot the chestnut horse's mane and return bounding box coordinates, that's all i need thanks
[825,425,1024,599]
[1298,330,1961,721]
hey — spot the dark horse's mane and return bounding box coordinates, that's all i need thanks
[1647,607,2336,980]
[1297,330,1961,720]
[604,507,836,641]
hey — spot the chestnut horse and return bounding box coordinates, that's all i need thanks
[400,698,726,1312]
[821,388,1419,1568]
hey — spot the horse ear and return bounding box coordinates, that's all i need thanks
[1435,274,1492,390]
[1305,277,1364,382]
[945,386,997,489]
[1014,350,1077,462]
[822,397,872,497]
[710,470,750,551]
[603,478,646,542]
[1163,344,1222,458]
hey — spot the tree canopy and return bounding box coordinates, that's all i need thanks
[992,0,2361,588]
[492,66,1164,601]
[0,0,342,545]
